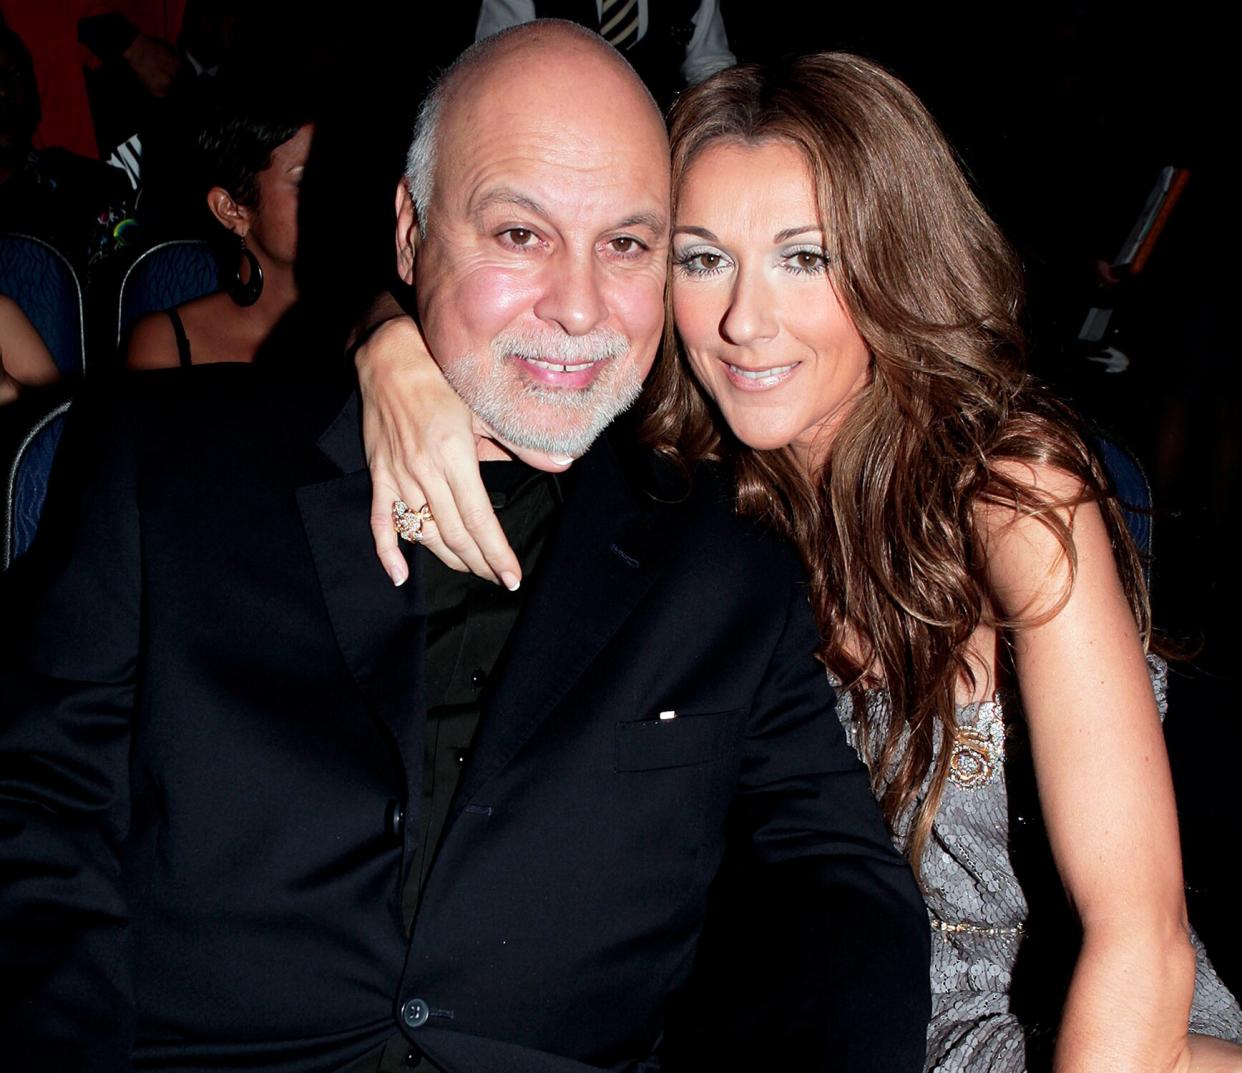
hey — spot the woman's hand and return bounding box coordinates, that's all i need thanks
[357,315,574,588]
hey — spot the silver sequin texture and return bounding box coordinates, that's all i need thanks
[835,655,1242,1071]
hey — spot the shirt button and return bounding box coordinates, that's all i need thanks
[469,668,487,689]
[401,997,430,1029]
[386,800,404,840]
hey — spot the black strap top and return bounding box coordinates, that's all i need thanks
[165,308,192,368]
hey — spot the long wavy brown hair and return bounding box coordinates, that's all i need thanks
[641,53,1151,870]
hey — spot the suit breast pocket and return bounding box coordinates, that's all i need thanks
[614,709,743,772]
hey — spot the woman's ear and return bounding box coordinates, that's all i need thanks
[394,179,420,285]
[206,186,251,237]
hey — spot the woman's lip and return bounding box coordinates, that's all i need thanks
[721,360,800,391]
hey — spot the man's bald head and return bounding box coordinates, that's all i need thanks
[391,19,671,458]
[404,19,666,233]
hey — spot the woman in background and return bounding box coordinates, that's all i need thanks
[355,52,1242,1072]
[125,81,312,369]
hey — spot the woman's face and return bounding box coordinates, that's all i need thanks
[671,138,871,468]
[245,123,313,266]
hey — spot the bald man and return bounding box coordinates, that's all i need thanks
[0,23,929,1073]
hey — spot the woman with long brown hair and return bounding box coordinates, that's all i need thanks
[353,51,1241,1071]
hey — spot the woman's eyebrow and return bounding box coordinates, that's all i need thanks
[672,225,823,242]
[773,225,821,242]
[672,225,718,240]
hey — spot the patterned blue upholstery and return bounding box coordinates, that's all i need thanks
[3,242,216,572]
[1096,436,1153,567]
[4,398,70,570]
[0,234,85,377]
[117,240,219,345]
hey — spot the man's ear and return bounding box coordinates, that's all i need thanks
[206,186,250,237]
[394,179,421,285]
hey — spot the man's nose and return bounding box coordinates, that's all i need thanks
[533,249,608,336]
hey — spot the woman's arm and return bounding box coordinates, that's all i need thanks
[354,310,573,588]
[0,296,60,404]
[982,462,1196,1073]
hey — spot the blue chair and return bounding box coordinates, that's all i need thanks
[3,397,71,570]
[1095,435,1153,577]
[117,239,219,348]
[0,234,86,378]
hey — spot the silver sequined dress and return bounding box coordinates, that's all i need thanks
[835,656,1242,1072]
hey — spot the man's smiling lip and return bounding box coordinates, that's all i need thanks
[722,359,801,391]
[510,353,608,389]
[523,357,597,373]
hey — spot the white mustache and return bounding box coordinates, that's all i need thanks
[491,326,629,366]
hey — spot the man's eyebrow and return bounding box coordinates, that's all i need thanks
[470,190,550,219]
[614,211,667,235]
[471,194,666,237]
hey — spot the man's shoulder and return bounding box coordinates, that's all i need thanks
[600,429,808,586]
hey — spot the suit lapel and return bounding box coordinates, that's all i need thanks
[293,397,696,825]
[294,392,426,789]
[451,431,686,816]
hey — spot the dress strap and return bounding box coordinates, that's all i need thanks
[165,308,192,368]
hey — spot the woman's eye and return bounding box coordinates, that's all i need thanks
[677,251,727,275]
[785,249,829,274]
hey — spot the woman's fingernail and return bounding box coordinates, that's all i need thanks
[388,560,408,587]
[551,456,575,467]
[501,571,521,592]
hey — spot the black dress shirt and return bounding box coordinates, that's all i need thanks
[363,461,561,1073]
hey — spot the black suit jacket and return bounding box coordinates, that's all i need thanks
[0,367,929,1073]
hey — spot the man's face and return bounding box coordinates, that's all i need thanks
[405,54,670,457]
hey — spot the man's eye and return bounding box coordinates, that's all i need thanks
[609,236,644,255]
[504,228,537,247]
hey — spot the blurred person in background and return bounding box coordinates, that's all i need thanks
[125,78,312,369]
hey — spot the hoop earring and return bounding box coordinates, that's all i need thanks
[227,237,264,307]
